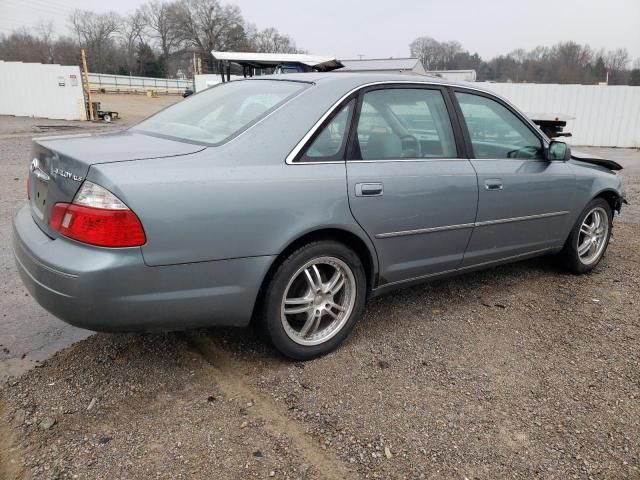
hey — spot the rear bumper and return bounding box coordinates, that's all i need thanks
[12,204,273,332]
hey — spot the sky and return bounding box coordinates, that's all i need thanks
[1,0,639,62]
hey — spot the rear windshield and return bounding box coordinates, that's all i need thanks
[132,80,308,145]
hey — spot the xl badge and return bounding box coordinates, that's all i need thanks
[52,167,84,182]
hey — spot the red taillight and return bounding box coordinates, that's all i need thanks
[49,203,146,247]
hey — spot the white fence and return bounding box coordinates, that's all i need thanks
[479,82,640,148]
[192,77,640,147]
[0,61,86,121]
[89,73,192,95]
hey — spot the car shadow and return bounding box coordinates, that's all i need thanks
[197,254,574,363]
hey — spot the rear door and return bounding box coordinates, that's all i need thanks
[345,85,478,285]
[452,89,575,267]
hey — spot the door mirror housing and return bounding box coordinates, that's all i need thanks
[547,141,571,161]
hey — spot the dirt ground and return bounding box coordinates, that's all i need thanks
[0,97,639,479]
[92,93,181,124]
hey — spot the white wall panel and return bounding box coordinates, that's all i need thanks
[478,82,640,148]
[0,61,86,121]
[194,74,243,92]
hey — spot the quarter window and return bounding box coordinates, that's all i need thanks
[350,88,457,160]
[455,92,543,160]
[300,100,354,162]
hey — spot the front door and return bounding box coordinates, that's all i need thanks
[345,86,478,286]
[452,90,575,267]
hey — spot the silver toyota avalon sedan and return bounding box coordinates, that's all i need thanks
[13,73,626,359]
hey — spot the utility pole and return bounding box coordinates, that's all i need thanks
[80,49,94,121]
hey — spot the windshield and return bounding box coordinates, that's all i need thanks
[132,80,308,145]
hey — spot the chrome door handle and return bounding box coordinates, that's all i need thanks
[484,179,503,191]
[355,182,383,196]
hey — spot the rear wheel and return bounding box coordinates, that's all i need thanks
[261,241,367,360]
[561,198,612,273]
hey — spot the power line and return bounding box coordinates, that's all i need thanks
[10,0,76,13]
[4,0,74,17]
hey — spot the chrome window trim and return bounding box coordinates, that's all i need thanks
[375,211,569,239]
[285,80,547,165]
[349,158,468,164]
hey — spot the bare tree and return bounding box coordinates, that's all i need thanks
[69,9,121,72]
[120,10,146,75]
[409,36,463,70]
[170,0,246,70]
[141,0,180,69]
[605,48,630,71]
[0,27,49,63]
[246,25,299,53]
[36,20,56,63]
[409,36,441,70]
[604,48,631,84]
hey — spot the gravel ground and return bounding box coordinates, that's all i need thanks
[0,105,638,479]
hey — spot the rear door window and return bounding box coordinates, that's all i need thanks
[349,88,457,160]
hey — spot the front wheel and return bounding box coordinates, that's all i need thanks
[260,241,367,360]
[561,198,613,273]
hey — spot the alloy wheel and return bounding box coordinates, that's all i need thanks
[280,256,357,346]
[577,206,609,265]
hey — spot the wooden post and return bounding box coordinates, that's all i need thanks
[80,49,94,121]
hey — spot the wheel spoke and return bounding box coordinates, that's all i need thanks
[285,295,312,305]
[325,308,339,320]
[299,310,321,337]
[304,267,320,291]
[309,313,322,335]
[328,300,345,312]
[578,239,592,256]
[593,212,601,230]
[580,225,591,236]
[326,269,343,293]
[328,275,345,295]
[284,303,313,315]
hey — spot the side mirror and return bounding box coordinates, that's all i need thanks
[547,141,571,161]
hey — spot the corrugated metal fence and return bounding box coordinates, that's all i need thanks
[478,82,640,148]
[88,73,192,95]
[0,61,86,121]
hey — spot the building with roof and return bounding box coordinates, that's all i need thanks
[338,58,427,75]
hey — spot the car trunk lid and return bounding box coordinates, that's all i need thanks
[28,131,204,237]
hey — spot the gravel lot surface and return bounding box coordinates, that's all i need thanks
[0,101,638,479]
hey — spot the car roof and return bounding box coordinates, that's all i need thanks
[247,72,491,94]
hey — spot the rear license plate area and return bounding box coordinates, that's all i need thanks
[32,178,48,220]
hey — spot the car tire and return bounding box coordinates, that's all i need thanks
[561,198,613,274]
[260,241,367,360]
